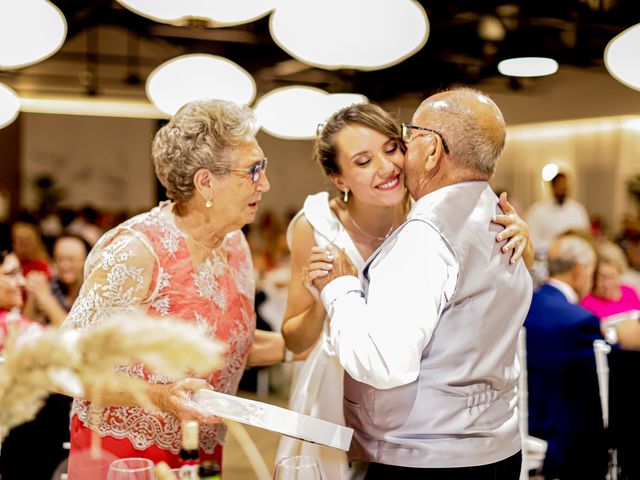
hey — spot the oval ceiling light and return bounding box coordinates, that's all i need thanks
[270,0,428,71]
[0,0,67,70]
[0,83,20,128]
[146,54,256,116]
[604,23,640,92]
[497,57,559,77]
[255,86,367,139]
[116,0,275,27]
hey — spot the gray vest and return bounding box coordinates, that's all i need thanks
[343,182,533,468]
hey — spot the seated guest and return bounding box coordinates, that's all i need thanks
[581,241,640,480]
[23,234,90,326]
[0,249,71,480]
[11,221,51,279]
[525,234,608,480]
[582,241,640,320]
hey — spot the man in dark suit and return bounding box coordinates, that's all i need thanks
[525,234,609,480]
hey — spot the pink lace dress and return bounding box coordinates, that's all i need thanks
[63,202,255,479]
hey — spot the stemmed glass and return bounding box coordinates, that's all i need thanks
[107,457,156,480]
[273,455,322,480]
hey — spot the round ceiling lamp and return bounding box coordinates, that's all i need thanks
[497,57,559,77]
[604,23,640,92]
[270,0,429,71]
[0,0,67,70]
[0,83,20,129]
[116,0,275,27]
[541,163,559,182]
[146,54,256,116]
[255,86,367,139]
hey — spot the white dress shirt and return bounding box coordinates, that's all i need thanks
[525,198,590,253]
[320,191,459,390]
[547,277,579,304]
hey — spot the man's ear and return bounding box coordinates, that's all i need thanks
[424,135,442,173]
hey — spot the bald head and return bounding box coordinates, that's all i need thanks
[413,88,506,179]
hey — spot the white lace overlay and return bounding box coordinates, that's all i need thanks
[72,399,226,454]
[65,203,254,455]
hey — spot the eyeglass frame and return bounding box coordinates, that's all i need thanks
[227,158,268,183]
[401,123,450,155]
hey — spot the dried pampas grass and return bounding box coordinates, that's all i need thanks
[0,310,225,443]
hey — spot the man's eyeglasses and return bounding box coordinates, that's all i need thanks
[228,158,268,183]
[401,123,450,155]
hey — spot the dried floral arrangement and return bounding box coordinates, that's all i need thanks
[0,310,224,444]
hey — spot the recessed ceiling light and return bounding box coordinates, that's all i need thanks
[498,57,558,77]
[604,23,640,92]
[146,54,256,116]
[541,163,559,182]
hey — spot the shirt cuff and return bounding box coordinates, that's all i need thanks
[320,275,362,316]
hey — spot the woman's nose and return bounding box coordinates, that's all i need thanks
[377,155,397,175]
[257,171,270,193]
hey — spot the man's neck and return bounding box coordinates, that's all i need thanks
[414,169,487,200]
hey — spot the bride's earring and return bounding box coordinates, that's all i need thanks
[343,189,349,203]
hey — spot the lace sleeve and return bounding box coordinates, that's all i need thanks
[63,230,158,332]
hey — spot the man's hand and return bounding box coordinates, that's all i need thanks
[313,246,357,292]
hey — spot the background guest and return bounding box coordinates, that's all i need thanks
[525,234,608,480]
[11,220,51,280]
[23,234,90,326]
[525,172,590,254]
[581,240,640,479]
[0,249,70,480]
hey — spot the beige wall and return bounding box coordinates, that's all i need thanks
[20,113,156,213]
[493,116,640,233]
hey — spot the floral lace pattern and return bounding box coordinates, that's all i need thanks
[65,202,255,454]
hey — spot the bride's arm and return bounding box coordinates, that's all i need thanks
[493,192,535,269]
[281,217,332,354]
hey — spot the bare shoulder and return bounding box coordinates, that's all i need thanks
[290,214,315,258]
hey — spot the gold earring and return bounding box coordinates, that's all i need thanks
[205,199,213,209]
[343,189,349,203]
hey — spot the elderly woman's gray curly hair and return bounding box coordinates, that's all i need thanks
[152,98,258,204]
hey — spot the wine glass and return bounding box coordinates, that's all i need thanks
[273,455,322,480]
[107,457,156,480]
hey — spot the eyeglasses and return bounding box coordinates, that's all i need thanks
[228,158,268,183]
[401,123,450,155]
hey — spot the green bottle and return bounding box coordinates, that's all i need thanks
[198,460,221,480]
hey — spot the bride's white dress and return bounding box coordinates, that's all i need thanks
[276,192,366,480]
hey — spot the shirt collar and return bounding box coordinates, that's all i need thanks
[548,278,579,304]
[409,181,488,219]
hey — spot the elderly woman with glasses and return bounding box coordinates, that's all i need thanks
[62,99,286,479]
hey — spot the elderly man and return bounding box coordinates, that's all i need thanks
[315,88,533,479]
[525,234,608,480]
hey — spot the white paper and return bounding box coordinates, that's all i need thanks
[192,389,353,451]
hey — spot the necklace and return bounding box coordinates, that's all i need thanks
[348,214,395,241]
